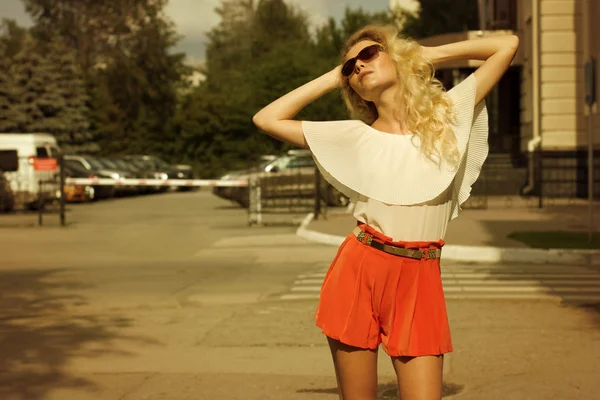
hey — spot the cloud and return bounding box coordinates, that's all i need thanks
[165,0,220,38]
[1,0,34,27]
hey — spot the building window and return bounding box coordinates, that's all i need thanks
[486,0,517,30]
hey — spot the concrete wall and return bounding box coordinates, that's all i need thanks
[539,0,582,150]
[586,0,600,148]
[535,0,599,150]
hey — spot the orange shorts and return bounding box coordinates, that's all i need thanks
[315,223,453,357]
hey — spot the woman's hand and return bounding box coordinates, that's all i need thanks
[329,65,343,88]
[252,67,342,148]
[427,35,519,104]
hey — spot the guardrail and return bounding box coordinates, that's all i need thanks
[65,178,248,187]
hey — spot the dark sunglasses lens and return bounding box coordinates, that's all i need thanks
[342,45,380,77]
[359,45,379,62]
[342,60,355,77]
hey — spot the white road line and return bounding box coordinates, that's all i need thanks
[291,286,321,293]
[280,293,600,301]
[455,280,600,286]
[294,279,325,285]
[443,273,600,279]
[281,267,600,301]
[301,272,600,280]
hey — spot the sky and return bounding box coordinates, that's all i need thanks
[0,0,403,64]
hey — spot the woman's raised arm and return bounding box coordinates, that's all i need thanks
[252,66,341,148]
[422,35,519,105]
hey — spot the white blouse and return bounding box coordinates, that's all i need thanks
[301,73,489,242]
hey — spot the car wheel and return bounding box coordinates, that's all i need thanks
[85,186,96,202]
[326,186,349,207]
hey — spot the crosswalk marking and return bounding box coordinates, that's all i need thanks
[280,266,600,302]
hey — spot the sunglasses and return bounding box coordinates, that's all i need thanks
[342,44,384,78]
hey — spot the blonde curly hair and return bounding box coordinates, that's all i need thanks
[340,25,459,168]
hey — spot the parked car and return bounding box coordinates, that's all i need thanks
[0,133,61,209]
[106,156,156,194]
[65,155,139,197]
[62,163,95,202]
[63,156,116,199]
[94,157,138,196]
[212,156,276,203]
[124,155,195,192]
[214,150,349,208]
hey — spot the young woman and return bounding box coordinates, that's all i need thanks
[253,25,518,400]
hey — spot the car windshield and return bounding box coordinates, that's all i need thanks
[149,157,170,169]
[110,159,128,169]
[85,157,105,170]
[100,158,119,169]
[117,159,138,171]
[258,160,273,169]
[287,156,314,169]
[127,159,147,170]
[65,159,89,171]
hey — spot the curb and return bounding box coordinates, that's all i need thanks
[297,213,600,266]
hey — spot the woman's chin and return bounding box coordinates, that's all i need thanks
[356,80,396,101]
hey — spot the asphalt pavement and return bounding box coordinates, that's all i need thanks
[1,191,599,400]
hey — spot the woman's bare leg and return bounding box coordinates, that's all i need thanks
[390,355,444,400]
[327,337,378,400]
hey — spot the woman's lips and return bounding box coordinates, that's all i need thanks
[359,71,373,82]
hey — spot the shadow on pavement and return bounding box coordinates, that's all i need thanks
[0,269,151,400]
[298,381,464,398]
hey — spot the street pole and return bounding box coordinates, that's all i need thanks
[584,57,596,244]
[588,108,594,243]
[38,179,43,226]
[59,154,66,226]
[314,167,321,220]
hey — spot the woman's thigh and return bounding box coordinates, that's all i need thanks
[327,337,378,400]
[391,355,444,400]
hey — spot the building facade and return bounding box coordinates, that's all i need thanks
[417,0,599,198]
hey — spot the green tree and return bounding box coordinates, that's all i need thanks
[0,20,29,132]
[0,18,28,59]
[0,56,25,132]
[43,36,93,152]
[399,0,479,38]
[9,35,92,151]
[22,0,167,73]
[22,0,186,158]
[176,0,317,177]
[88,9,187,157]
[10,37,48,132]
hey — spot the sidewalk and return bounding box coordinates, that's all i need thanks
[299,202,600,265]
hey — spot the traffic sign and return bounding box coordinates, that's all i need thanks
[33,158,57,171]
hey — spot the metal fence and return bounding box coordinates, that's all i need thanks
[538,150,600,201]
[457,150,599,209]
[247,167,328,226]
[244,150,599,224]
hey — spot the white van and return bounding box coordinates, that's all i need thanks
[0,133,61,208]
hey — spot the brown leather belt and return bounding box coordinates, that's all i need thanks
[352,226,442,260]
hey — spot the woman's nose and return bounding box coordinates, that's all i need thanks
[354,61,365,75]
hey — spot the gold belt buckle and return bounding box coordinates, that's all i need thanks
[425,249,437,259]
[356,231,365,243]
[356,231,373,245]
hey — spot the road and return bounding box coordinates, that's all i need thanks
[1,190,599,400]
